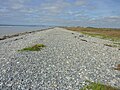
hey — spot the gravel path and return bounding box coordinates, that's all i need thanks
[0,27,120,90]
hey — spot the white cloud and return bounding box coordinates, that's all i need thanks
[90,16,120,22]
[1,0,30,10]
[75,0,86,6]
[11,3,23,9]
[40,1,71,14]
[0,0,87,17]
[39,0,87,15]
[75,13,82,17]
[20,8,39,14]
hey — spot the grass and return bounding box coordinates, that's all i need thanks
[81,32,120,41]
[114,42,120,45]
[65,27,120,41]
[18,44,46,51]
[81,81,119,90]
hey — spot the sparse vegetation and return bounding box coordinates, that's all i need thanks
[81,81,119,90]
[18,44,46,51]
[114,42,120,45]
[65,27,120,41]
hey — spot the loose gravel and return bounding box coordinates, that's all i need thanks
[0,27,120,90]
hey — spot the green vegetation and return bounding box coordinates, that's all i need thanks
[114,42,120,45]
[18,44,46,51]
[81,81,119,90]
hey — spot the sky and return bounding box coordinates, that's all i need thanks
[0,0,120,28]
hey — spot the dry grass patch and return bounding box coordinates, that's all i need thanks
[65,27,120,41]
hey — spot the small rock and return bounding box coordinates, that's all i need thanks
[79,35,84,37]
[7,82,13,87]
[74,36,77,38]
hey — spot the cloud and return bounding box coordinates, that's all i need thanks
[11,3,23,10]
[0,0,120,28]
[75,0,87,6]
[3,0,23,9]
[39,0,87,15]
[0,7,8,12]
[0,0,87,16]
[86,16,120,28]
[90,16,120,23]
[39,1,71,14]
[0,0,31,10]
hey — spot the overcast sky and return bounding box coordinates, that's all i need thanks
[0,0,120,28]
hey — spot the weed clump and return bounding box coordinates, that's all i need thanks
[18,44,46,51]
[81,81,119,90]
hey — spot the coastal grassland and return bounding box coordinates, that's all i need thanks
[81,81,119,90]
[65,27,120,41]
[18,44,46,51]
